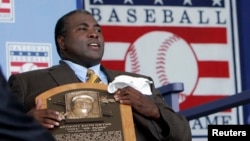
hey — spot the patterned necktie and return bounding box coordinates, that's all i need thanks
[86,69,102,83]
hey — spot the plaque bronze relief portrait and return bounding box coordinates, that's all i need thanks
[64,90,103,123]
[36,83,136,141]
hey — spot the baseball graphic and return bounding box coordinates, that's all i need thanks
[19,62,38,73]
[125,31,199,103]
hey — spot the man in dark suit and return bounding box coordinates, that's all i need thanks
[0,68,55,141]
[8,9,192,141]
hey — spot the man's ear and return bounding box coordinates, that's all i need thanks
[57,35,66,50]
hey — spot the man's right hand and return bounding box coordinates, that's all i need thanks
[27,98,62,128]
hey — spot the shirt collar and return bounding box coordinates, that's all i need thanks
[62,60,101,81]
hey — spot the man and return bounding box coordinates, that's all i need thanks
[67,94,96,119]
[8,9,192,141]
[0,68,55,141]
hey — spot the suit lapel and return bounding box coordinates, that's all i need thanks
[47,62,125,86]
[101,66,123,83]
[48,61,80,85]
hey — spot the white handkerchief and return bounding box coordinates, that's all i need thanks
[107,75,153,95]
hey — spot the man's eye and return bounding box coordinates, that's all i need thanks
[96,29,101,33]
[78,27,86,31]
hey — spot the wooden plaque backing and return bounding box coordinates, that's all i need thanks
[35,83,136,141]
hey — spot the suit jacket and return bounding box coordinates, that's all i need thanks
[0,69,55,141]
[8,61,191,141]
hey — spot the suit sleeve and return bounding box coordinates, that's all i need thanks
[7,74,27,108]
[133,77,192,141]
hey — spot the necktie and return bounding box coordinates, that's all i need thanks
[86,69,102,83]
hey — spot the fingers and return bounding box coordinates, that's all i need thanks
[114,87,140,105]
[114,88,127,104]
[41,119,60,128]
[40,114,61,128]
[33,98,62,128]
[33,109,62,129]
[114,87,160,119]
[36,98,42,110]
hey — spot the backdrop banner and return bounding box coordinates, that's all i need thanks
[78,0,242,140]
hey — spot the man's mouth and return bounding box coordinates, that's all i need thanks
[88,43,100,48]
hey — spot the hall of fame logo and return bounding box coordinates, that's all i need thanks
[80,0,239,108]
[80,1,242,138]
[6,42,52,77]
[0,0,14,22]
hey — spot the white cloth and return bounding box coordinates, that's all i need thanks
[107,75,153,95]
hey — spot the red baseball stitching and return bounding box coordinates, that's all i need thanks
[156,34,180,85]
[128,44,140,73]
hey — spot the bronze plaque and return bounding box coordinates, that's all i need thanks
[36,83,136,141]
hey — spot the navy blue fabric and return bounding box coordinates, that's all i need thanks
[0,68,55,141]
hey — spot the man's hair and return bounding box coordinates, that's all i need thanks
[54,9,92,58]
[71,95,94,103]
[70,94,94,108]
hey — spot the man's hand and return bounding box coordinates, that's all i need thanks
[114,86,160,120]
[27,98,62,128]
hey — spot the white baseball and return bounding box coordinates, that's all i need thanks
[125,31,198,103]
[19,62,38,73]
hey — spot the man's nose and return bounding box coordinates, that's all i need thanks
[87,32,98,38]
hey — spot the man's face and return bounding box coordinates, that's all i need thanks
[73,98,93,113]
[59,12,105,67]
